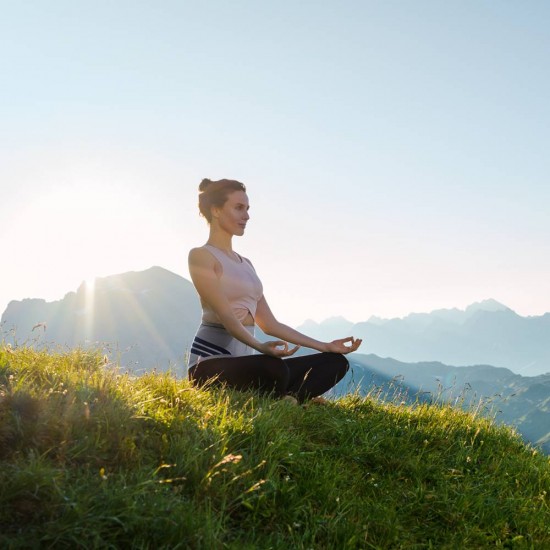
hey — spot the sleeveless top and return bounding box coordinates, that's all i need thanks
[201,244,264,324]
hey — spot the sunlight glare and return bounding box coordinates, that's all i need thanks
[84,276,96,343]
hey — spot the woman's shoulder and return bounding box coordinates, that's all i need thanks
[188,246,218,266]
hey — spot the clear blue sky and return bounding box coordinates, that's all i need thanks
[2,1,549,326]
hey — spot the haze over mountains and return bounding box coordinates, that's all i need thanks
[2,266,549,451]
[1,267,201,372]
[298,300,550,377]
[2,266,549,377]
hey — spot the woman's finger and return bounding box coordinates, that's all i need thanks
[287,345,300,355]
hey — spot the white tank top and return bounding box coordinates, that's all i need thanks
[201,244,264,323]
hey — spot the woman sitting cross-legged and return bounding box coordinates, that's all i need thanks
[187,178,362,403]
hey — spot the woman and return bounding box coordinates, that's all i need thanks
[187,178,362,402]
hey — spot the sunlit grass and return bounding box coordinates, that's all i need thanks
[1,345,549,548]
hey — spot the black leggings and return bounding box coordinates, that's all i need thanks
[188,352,349,402]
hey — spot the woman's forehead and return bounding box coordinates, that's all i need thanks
[227,190,249,205]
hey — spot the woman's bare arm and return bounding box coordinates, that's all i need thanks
[255,296,362,354]
[188,248,299,357]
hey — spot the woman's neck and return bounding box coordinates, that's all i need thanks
[206,231,233,253]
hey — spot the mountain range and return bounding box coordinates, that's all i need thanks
[298,300,550,377]
[2,267,549,377]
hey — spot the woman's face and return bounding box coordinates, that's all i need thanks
[213,190,250,236]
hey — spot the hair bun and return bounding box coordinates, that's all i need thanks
[199,178,213,192]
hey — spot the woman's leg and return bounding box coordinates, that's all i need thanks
[283,352,349,402]
[188,355,289,398]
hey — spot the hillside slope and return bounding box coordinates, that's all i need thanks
[1,347,549,549]
[333,353,550,454]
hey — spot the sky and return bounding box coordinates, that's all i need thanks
[1,1,549,327]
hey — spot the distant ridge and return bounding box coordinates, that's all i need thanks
[355,299,509,325]
[297,300,550,376]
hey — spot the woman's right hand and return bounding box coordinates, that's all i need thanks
[259,340,300,358]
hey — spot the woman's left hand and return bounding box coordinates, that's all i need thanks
[259,340,301,358]
[324,337,362,354]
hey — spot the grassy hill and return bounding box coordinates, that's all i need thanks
[333,354,550,454]
[1,347,549,549]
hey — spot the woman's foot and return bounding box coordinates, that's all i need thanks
[309,396,329,405]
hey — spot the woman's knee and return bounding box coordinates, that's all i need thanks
[326,353,349,382]
[188,359,223,387]
[339,354,350,373]
[323,352,350,376]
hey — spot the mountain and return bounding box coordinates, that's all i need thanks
[329,353,550,454]
[1,266,201,373]
[294,316,354,343]
[297,301,550,376]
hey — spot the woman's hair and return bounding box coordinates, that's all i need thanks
[198,178,246,222]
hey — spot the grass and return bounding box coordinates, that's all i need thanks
[1,345,549,549]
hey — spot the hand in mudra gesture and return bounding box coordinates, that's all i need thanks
[325,337,362,354]
[261,340,301,358]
